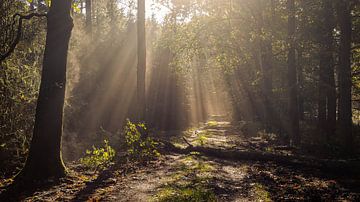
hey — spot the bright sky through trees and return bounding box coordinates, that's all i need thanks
[145,0,169,21]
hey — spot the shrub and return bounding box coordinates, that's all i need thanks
[124,119,160,162]
[80,139,115,171]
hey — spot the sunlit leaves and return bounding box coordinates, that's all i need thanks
[124,119,160,161]
[80,139,116,171]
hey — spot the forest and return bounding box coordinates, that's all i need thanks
[0,0,360,201]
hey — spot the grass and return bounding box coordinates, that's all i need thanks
[253,183,272,202]
[153,185,216,202]
[206,121,218,127]
[152,154,216,202]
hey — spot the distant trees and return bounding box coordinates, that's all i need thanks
[18,0,73,180]
[1,0,359,180]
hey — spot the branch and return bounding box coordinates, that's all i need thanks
[182,137,194,147]
[0,12,47,62]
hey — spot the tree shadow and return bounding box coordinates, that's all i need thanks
[70,165,119,201]
[201,154,360,201]
[0,178,62,201]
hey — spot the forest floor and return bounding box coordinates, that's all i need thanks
[1,120,360,201]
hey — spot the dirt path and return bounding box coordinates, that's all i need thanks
[102,121,360,201]
[2,120,360,201]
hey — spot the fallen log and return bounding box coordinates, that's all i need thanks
[156,138,360,176]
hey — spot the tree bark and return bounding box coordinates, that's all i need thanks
[17,0,73,180]
[137,0,146,122]
[297,48,304,120]
[85,0,92,34]
[287,0,300,145]
[323,0,336,138]
[336,0,353,152]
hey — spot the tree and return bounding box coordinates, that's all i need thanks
[287,0,300,145]
[137,0,146,122]
[318,0,336,138]
[17,0,73,180]
[336,0,353,151]
[85,0,92,34]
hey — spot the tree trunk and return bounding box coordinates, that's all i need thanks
[336,0,353,151]
[297,48,304,120]
[17,0,73,180]
[323,0,336,138]
[287,0,300,145]
[137,0,146,122]
[85,0,92,34]
[256,0,275,132]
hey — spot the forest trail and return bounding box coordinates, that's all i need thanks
[72,120,360,201]
[3,119,360,201]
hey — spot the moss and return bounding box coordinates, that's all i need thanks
[253,183,272,202]
[153,186,216,202]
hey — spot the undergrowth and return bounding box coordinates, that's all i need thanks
[124,119,160,162]
[80,139,115,171]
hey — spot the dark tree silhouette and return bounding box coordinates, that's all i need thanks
[318,0,336,138]
[85,0,92,34]
[336,0,353,151]
[17,0,73,180]
[287,0,300,145]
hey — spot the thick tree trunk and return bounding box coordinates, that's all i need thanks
[287,0,300,145]
[137,0,146,122]
[17,0,73,180]
[336,0,353,151]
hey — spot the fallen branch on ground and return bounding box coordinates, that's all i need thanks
[156,138,360,176]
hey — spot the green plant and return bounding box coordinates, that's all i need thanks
[124,119,160,161]
[80,139,115,171]
[153,186,216,202]
[195,133,207,146]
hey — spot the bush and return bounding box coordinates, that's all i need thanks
[124,119,160,162]
[80,139,115,171]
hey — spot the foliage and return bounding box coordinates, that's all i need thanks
[195,132,207,147]
[80,140,115,171]
[124,119,160,162]
[0,0,45,177]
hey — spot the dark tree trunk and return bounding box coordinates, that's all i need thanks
[17,0,73,180]
[287,0,300,145]
[318,51,327,133]
[297,48,305,120]
[336,0,353,151]
[323,0,336,138]
[85,0,92,34]
[137,0,146,122]
[256,0,275,132]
